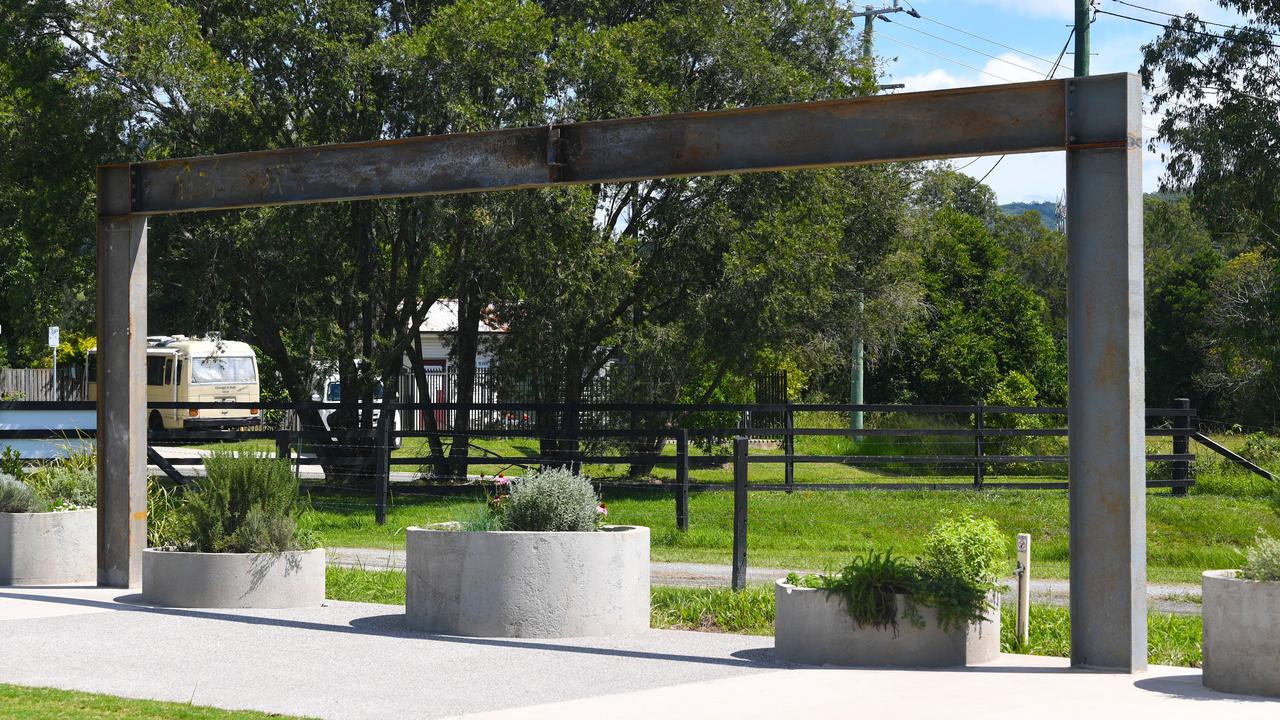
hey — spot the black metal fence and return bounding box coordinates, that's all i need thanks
[2,399,1235,531]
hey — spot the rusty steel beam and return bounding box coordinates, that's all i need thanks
[124,77,1130,214]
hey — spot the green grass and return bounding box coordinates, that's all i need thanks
[0,683,316,719]
[303,488,1280,584]
[1001,605,1203,667]
[324,568,1203,666]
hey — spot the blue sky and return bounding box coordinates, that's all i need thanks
[872,0,1244,203]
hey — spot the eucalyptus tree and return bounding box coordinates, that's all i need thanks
[1141,1,1280,423]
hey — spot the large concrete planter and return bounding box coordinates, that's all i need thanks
[1203,569,1280,697]
[774,580,1000,667]
[0,508,96,585]
[406,525,650,637]
[142,547,325,608]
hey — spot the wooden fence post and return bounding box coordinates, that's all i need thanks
[732,436,748,591]
[973,401,985,490]
[676,428,690,532]
[1172,398,1191,496]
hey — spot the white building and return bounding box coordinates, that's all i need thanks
[417,300,504,372]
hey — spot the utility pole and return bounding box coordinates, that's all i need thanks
[848,3,911,434]
[1074,0,1091,76]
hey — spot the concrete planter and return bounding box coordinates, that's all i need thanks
[1202,569,1280,698]
[406,525,650,637]
[774,580,1000,667]
[142,547,325,608]
[0,508,96,585]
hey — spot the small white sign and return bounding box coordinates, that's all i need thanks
[1016,534,1030,554]
[48,326,59,348]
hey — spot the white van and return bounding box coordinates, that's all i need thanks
[87,336,262,431]
[314,374,402,449]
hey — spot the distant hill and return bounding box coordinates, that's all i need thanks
[999,201,1057,229]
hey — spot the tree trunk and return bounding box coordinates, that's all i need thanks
[447,291,483,477]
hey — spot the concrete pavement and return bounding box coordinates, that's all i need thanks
[0,586,1270,720]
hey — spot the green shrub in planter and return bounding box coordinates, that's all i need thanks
[788,515,1009,632]
[24,466,96,511]
[178,452,317,553]
[0,473,42,513]
[496,468,603,532]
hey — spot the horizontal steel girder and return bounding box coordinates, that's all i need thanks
[125,75,1133,215]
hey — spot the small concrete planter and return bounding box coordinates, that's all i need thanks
[774,580,1000,667]
[1202,569,1280,698]
[406,525,650,638]
[142,547,325,608]
[0,508,96,585]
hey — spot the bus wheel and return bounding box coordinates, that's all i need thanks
[149,411,165,433]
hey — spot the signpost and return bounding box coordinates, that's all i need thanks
[48,326,59,400]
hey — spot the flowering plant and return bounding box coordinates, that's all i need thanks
[466,468,604,532]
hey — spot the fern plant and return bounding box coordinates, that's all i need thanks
[788,516,1009,634]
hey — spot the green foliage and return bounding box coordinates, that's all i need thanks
[788,516,1008,633]
[147,480,188,548]
[1241,530,1280,582]
[0,446,21,478]
[180,452,316,553]
[1000,604,1202,668]
[650,586,775,635]
[873,205,1065,406]
[24,465,96,510]
[0,473,42,513]
[326,566,406,605]
[499,468,601,532]
[811,550,920,632]
[919,515,1006,588]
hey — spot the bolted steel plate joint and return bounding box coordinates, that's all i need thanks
[546,125,565,182]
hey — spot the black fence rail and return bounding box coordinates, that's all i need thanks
[1,399,1241,531]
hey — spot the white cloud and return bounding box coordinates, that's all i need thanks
[897,68,969,91]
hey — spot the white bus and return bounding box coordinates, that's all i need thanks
[87,336,262,431]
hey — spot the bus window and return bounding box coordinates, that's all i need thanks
[163,358,174,386]
[326,382,341,402]
[190,356,257,384]
[176,360,183,385]
[146,356,166,386]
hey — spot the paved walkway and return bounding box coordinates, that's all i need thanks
[0,586,1269,720]
[328,547,1205,613]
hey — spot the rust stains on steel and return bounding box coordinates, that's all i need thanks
[118,76,1132,215]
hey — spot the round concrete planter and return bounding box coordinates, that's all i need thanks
[774,580,1000,667]
[142,547,325,608]
[1203,569,1280,698]
[0,508,96,585]
[405,525,650,638]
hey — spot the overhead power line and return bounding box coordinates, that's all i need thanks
[914,14,1060,67]
[1111,0,1280,37]
[974,28,1074,186]
[892,21,1051,76]
[1096,9,1280,49]
[877,32,1018,83]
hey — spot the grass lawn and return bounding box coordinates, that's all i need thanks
[0,684,314,719]
[303,487,1279,584]
[324,567,1204,667]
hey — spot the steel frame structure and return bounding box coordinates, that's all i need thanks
[96,73,1145,670]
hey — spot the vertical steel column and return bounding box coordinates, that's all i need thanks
[1065,74,1146,671]
[95,164,148,588]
